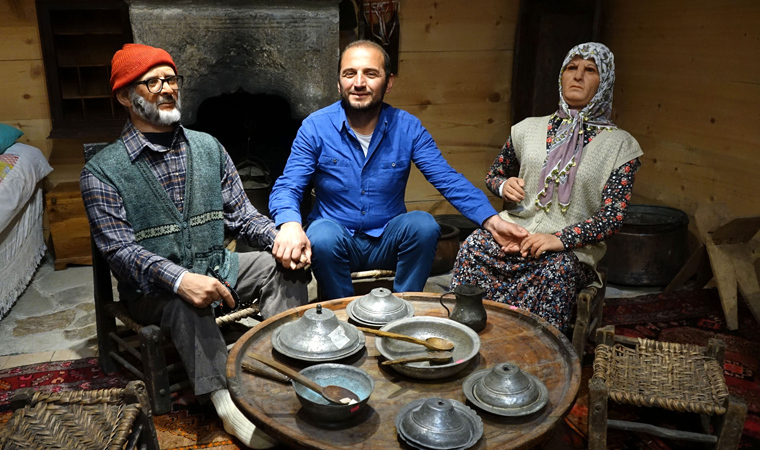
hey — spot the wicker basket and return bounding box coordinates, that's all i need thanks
[0,380,157,450]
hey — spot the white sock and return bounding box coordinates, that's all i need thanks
[210,389,279,449]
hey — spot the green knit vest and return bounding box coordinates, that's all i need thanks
[86,129,238,300]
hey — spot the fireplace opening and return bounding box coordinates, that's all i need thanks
[188,91,305,219]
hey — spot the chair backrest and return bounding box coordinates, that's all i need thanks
[83,143,118,360]
[84,142,109,163]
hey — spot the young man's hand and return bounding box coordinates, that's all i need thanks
[272,222,312,270]
[482,215,529,253]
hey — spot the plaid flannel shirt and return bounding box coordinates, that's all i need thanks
[81,120,277,297]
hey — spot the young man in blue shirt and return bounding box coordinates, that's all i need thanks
[269,40,527,300]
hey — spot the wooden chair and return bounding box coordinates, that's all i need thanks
[315,269,396,302]
[588,325,747,450]
[84,143,262,415]
[569,269,607,359]
[0,380,159,450]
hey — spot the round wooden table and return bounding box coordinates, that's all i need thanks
[227,292,581,450]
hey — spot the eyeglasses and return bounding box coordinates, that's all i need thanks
[133,75,184,93]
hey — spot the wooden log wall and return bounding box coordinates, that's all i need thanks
[386,0,520,216]
[601,0,760,219]
[0,0,52,160]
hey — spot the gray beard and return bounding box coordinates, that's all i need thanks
[128,88,182,127]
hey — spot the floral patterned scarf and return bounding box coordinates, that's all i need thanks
[536,42,617,212]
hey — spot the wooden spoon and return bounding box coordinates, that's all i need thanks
[246,353,360,405]
[381,351,453,366]
[357,327,455,351]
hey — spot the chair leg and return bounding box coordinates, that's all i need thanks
[588,377,609,450]
[138,325,172,415]
[92,241,120,374]
[715,395,747,450]
[125,380,160,450]
[572,288,593,358]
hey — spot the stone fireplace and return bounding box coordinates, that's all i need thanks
[127,0,340,216]
[127,0,340,123]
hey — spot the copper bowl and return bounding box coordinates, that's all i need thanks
[375,317,480,379]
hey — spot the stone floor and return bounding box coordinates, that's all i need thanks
[0,250,657,370]
[0,251,458,368]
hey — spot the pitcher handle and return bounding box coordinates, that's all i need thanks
[439,291,455,318]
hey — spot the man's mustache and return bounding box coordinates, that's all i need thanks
[156,95,176,106]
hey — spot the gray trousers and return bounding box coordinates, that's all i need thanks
[126,251,309,399]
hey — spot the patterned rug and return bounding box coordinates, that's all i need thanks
[561,288,760,449]
[0,357,244,449]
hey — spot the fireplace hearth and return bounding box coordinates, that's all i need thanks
[127,0,340,124]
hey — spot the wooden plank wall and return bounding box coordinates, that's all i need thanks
[0,0,52,160]
[601,0,760,218]
[4,0,520,209]
[386,0,520,216]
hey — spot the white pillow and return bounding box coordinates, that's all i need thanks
[0,143,53,232]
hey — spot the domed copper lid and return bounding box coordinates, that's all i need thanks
[463,362,549,416]
[346,288,414,326]
[272,305,365,362]
[395,397,482,450]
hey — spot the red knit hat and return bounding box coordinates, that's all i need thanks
[110,43,177,93]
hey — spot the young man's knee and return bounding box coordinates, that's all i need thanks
[403,211,440,241]
[307,219,349,252]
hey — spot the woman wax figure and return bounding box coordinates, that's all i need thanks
[450,42,643,333]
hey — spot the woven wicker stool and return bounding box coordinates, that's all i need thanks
[0,380,159,450]
[588,326,747,450]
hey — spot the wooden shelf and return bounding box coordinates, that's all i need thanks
[37,0,132,138]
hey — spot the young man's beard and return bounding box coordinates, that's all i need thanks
[340,79,388,114]
[129,88,182,127]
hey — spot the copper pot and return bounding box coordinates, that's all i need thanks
[431,223,461,275]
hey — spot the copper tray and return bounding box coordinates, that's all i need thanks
[227,292,581,450]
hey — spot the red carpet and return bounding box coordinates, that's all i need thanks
[561,288,760,449]
[0,357,244,449]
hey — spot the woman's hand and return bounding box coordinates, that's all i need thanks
[502,177,526,202]
[520,233,564,258]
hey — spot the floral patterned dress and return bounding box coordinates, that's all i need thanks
[451,114,641,332]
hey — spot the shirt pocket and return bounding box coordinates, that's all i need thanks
[377,160,410,195]
[316,156,352,193]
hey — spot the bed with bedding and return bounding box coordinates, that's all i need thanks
[0,127,53,318]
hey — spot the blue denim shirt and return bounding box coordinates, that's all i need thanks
[269,101,498,236]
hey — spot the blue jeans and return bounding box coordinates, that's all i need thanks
[307,211,441,300]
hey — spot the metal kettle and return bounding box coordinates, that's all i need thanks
[440,284,487,332]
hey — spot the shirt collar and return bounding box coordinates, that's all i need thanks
[335,102,391,135]
[121,118,187,162]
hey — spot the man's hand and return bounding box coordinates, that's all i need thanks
[519,233,564,258]
[177,272,235,309]
[502,177,526,202]
[483,215,529,253]
[272,222,312,270]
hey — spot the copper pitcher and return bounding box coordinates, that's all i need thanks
[440,284,487,332]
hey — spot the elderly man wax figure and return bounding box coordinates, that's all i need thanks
[81,43,308,449]
[269,40,529,300]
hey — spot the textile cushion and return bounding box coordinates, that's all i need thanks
[0,123,24,154]
[0,143,53,233]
